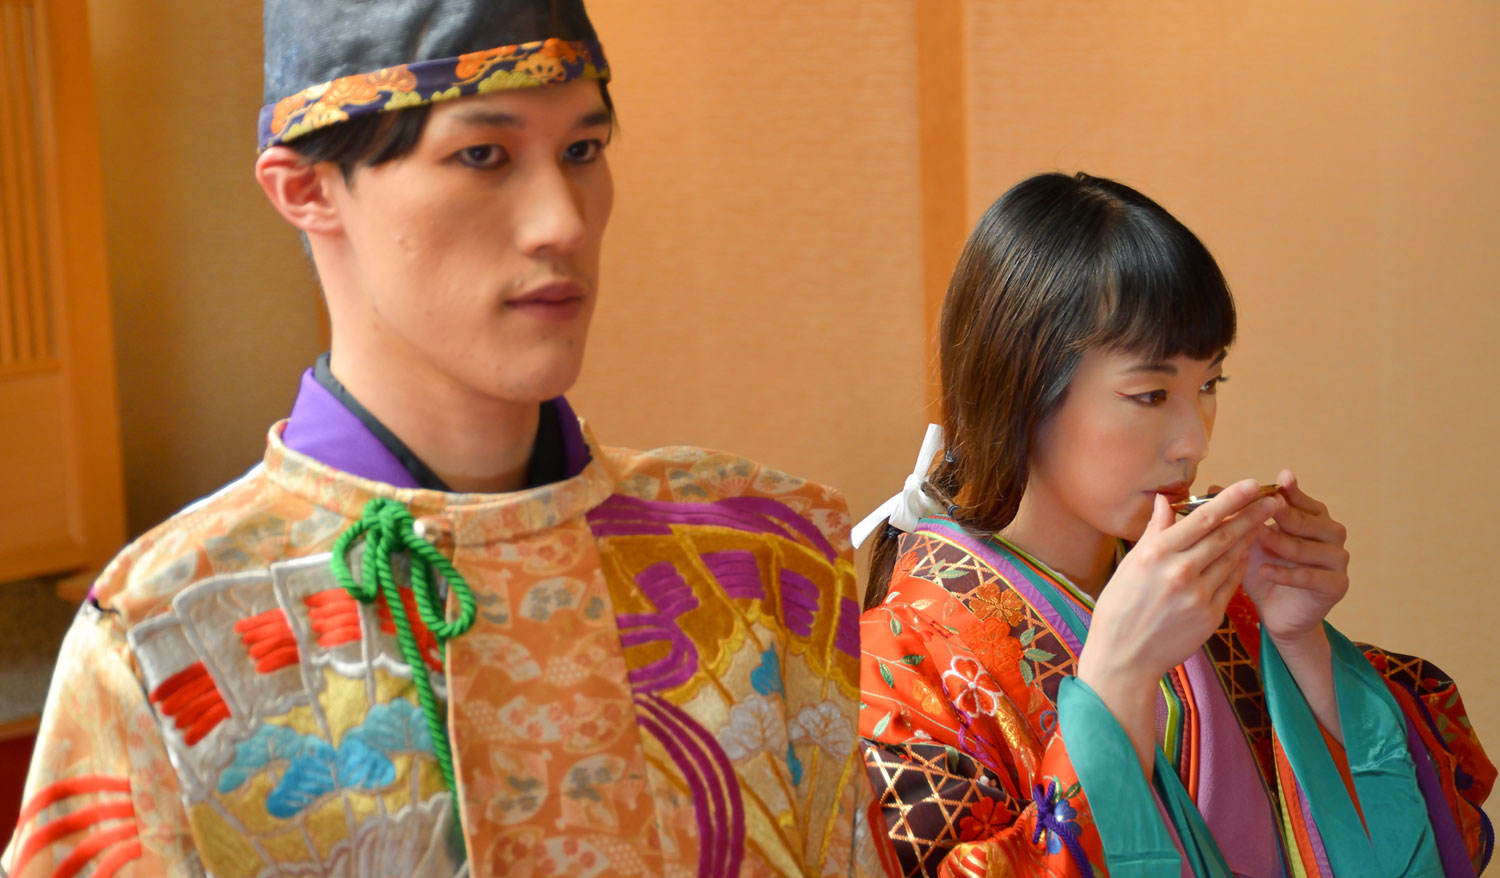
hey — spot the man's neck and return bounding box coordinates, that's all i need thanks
[328,345,540,495]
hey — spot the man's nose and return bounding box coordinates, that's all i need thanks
[515,162,587,258]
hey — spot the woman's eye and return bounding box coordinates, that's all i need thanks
[563,139,604,164]
[457,145,507,169]
[1201,375,1230,394]
[1128,390,1168,406]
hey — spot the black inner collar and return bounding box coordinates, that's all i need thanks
[313,352,566,491]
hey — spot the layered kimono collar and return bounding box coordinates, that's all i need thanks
[274,359,607,541]
[266,414,615,544]
[280,356,590,490]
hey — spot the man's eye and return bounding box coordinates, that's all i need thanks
[563,139,604,163]
[457,145,507,169]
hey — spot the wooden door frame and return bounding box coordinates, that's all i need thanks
[0,0,125,587]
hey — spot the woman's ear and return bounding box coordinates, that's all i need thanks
[254,146,343,235]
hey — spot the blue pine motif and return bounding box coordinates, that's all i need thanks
[266,745,338,818]
[264,737,399,818]
[751,648,783,696]
[219,724,321,794]
[335,737,397,789]
[342,698,434,755]
[225,701,432,819]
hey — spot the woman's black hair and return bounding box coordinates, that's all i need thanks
[865,172,1236,609]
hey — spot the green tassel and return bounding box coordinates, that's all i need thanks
[329,498,476,805]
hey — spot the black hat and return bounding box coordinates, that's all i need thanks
[258,0,608,151]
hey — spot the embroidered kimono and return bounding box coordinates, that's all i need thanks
[860,517,1494,878]
[5,368,878,878]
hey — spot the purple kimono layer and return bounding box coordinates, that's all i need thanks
[280,366,589,487]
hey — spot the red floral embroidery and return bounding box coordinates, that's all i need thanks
[971,584,1025,626]
[958,796,1012,842]
[971,620,1025,678]
[942,656,1002,717]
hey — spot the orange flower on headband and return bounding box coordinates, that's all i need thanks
[540,38,580,64]
[456,44,522,81]
[301,98,350,130]
[515,53,566,84]
[321,74,382,107]
[365,66,417,93]
[270,92,309,137]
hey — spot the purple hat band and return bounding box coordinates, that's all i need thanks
[258,38,609,151]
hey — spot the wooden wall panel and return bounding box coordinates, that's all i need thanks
[0,371,78,577]
[963,0,1500,741]
[0,0,54,367]
[86,0,324,535]
[0,0,124,586]
[572,0,931,531]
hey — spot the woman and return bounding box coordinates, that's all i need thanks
[857,172,1492,877]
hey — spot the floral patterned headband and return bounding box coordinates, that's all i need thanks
[257,37,609,152]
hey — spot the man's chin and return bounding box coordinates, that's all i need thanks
[469,357,585,405]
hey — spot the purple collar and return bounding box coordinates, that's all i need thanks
[280,365,590,490]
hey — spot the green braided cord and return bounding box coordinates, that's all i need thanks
[329,498,476,804]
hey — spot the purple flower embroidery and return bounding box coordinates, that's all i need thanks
[1031,779,1093,878]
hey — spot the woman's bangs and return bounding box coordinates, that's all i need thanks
[1085,214,1236,362]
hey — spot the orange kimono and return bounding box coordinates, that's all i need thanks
[4,421,879,877]
[860,517,1493,877]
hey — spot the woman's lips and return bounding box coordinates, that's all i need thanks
[1151,483,1191,503]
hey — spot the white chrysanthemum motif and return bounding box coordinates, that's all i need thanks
[717,694,788,761]
[789,701,855,757]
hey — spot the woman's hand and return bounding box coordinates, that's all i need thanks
[1083,478,1285,685]
[1077,479,1285,773]
[1242,469,1350,649]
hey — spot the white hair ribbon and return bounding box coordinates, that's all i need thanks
[851,423,945,548]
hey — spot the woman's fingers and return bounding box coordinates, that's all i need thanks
[1143,492,1175,540]
[1201,525,1259,594]
[1256,561,1349,599]
[1162,479,1265,549]
[1257,527,1349,571]
[1215,543,1254,607]
[1272,504,1347,544]
[1265,472,1346,545]
[1276,469,1328,518]
[1182,494,1285,571]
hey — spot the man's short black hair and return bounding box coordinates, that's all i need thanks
[287,82,616,183]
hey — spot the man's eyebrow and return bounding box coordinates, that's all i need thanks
[577,108,612,129]
[1122,350,1227,375]
[450,107,613,130]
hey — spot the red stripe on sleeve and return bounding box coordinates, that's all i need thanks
[52,822,138,878]
[13,776,131,837]
[12,800,134,876]
[91,839,144,878]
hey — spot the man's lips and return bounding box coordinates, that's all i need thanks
[505,280,586,320]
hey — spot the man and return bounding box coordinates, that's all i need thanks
[3,1,875,874]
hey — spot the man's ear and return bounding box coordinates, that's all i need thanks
[255,146,342,235]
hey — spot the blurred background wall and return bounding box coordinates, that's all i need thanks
[81,0,1498,743]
